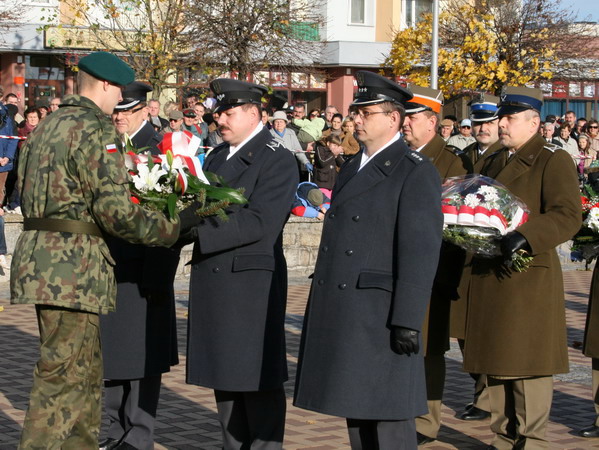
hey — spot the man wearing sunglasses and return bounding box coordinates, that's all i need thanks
[447,118,476,150]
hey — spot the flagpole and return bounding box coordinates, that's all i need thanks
[431,0,440,89]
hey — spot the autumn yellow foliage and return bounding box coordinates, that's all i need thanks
[386,2,559,97]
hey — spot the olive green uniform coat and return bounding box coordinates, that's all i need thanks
[463,134,581,376]
[449,140,502,340]
[419,134,472,354]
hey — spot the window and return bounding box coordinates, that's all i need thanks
[403,0,432,28]
[350,0,365,24]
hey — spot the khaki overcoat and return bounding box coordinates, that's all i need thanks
[420,134,472,354]
[449,140,502,339]
[463,134,581,376]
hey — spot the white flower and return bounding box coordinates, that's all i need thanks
[477,185,500,203]
[464,193,480,208]
[132,163,167,192]
[160,154,185,173]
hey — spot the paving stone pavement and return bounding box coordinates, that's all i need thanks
[0,270,598,449]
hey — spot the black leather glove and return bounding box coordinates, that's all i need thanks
[390,327,419,356]
[500,231,530,261]
[178,201,203,236]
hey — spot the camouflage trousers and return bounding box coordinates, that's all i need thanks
[19,305,102,449]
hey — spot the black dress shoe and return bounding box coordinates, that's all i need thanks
[417,432,435,445]
[579,424,599,438]
[99,438,120,450]
[458,405,491,421]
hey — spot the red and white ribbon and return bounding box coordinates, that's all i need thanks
[0,135,26,140]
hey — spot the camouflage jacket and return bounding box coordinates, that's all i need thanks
[10,95,180,314]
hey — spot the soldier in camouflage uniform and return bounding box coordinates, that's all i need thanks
[10,52,181,449]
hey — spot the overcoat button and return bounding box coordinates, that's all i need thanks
[322,245,328,252]
[352,215,360,222]
[338,283,347,290]
[345,250,353,256]
[318,279,325,286]
[212,267,220,273]
[329,213,335,219]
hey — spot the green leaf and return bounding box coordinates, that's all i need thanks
[167,193,178,219]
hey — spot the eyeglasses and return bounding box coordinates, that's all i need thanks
[350,110,390,120]
[461,126,471,129]
[169,118,182,122]
[589,125,599,129]
[114,106,145,117]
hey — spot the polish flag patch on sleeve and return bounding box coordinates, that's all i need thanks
[106,144,118,153]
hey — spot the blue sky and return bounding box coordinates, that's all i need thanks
[564,0,598,22]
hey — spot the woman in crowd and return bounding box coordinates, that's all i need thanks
[553,123,578,162]
[320,114,360,156]
[7,107,41,213]
[314,134,345,198]
[580,134,598,186]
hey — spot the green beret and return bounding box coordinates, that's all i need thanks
[78,52,135,86]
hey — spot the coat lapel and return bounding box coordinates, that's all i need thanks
[487,134,545,186]
[420,134,447,167]
[332,141,407,207]
[331,151,361,198]
[211,128,273,183]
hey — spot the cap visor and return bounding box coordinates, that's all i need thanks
[497,105,531,116]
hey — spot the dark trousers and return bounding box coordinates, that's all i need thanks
[104,375,162,450]
[346,418,417,450]
[214,387,286,450]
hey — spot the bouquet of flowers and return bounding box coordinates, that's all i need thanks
[442,174,532,271]
[124,130,246,220]
[571,185,599,262]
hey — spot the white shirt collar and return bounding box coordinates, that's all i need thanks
[227,122,264,160]
[358,132,401,171]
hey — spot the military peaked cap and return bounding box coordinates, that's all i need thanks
[114,81,152,111]
[497,86,543,116]
[78,52,135,87]
[469,93,499,123]
[405,85,444,114]
[351,71,413,107]
[210,78,267,113]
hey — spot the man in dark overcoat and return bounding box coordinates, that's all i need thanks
[294,71,443,449]
[100,82,180,450]
[182,78,298,449]
[401,85,472,445]
[580,264,599,438]
[462,87,581,449]
[449,94,501,423]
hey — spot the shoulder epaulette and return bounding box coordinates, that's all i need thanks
[544,143,560,153]
[266,140,283,152]
[406,150,425,164]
